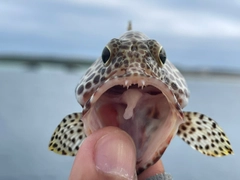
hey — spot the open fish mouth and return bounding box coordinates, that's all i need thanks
[81,76,184,170]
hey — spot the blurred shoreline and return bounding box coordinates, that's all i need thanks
[0,54,239,78]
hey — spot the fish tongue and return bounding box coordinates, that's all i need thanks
[122,89,143,119]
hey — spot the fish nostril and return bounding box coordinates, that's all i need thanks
[131,45,138,51]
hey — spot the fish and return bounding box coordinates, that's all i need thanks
[48,23,233,175]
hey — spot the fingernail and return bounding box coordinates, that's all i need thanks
[94,131,136,179]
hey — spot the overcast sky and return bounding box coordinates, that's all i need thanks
[0,0,240,70]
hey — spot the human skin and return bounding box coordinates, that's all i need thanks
[69,126,165,180]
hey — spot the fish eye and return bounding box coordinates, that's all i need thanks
[101,46,111,65]
[159,47,166,65]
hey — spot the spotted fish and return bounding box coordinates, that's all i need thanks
[49,24,233,175]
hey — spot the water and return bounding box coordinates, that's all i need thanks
[0,67,239,179]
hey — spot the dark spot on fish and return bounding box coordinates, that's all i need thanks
[202,135,207,140]
[85,82,92,89]
[93,75,100,84]
[181,125,187,131]
[214,150,219,155]
[220,138,225,143]
[197,136,201,142]
[53,143,58,148]
[177,129,181,135]
[196,121,201,125]
[194,145,198,150]
[186,122,191,126]
[212,123,217,129]
[183,133,187,138]
[101,68,106,75]
[74,113,78,118]
[114,63,120,68]
[226,140,231,145]
[62,150,67,155]
[205,145,209,150]
[77,85,84,95]
[171,82,178,90]
[106,67,112,74]
[199,114,204,119]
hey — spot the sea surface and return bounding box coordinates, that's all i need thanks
[0,66,239,180]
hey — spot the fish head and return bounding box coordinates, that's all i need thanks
[75,31,190,173]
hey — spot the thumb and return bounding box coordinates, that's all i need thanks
[69,126,137,180]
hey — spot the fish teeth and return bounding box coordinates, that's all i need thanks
[141,80,145,89]
[124,80,129,87]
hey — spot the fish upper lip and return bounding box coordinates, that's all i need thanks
[82,75,180,115]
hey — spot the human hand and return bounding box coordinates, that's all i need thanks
[69,126,165,180]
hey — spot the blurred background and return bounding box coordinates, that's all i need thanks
[0,0,239,179]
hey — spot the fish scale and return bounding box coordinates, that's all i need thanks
[49,23,233,175]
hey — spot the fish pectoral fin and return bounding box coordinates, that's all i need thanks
[177,111,233,157]
[48,112,86,156]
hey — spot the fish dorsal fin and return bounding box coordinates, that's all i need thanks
[177,112,233,157]
[48,113,86,156]
[127,21,132,31]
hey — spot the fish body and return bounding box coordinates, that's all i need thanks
[49,29,233,174]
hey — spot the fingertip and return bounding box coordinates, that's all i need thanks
[69,127,136,180]
[94,128,136,179]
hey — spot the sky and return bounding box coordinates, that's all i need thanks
[0,0,240,70]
